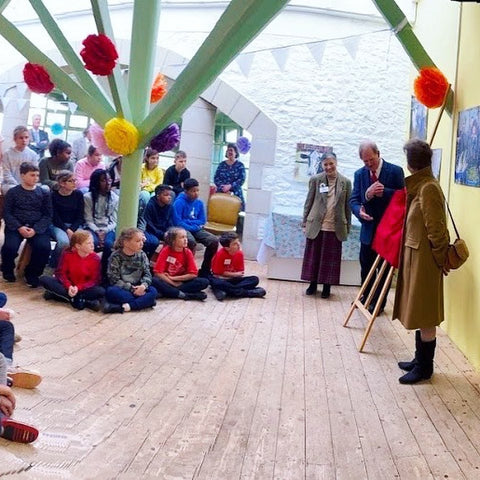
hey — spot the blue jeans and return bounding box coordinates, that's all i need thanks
[105,285,157,310]
[88,230,116,278]
[137,191,151,231]
[39,276,105,303]
[1,230,51,278]
[152,277,209,298]
[0,291,13,362]
[49,225,71,268]
[143,231,161,258]
[209,275,259,297]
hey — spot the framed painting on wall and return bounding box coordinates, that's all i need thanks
[455,106,480,187]
[410,96,428,141]
[294,143,333,182]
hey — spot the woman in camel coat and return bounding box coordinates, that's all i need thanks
[301,152,352,298]
[393,139,450,384]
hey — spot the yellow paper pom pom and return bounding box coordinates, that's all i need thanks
[104,117,139,155]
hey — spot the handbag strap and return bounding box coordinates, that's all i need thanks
[424,179,460,240]
[445,200,460,240]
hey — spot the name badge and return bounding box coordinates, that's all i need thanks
[319,183,329,194]
[166,256,176,264]
[224,259,231,265]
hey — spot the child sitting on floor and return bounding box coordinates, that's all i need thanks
[152,227,209,301]
[0,353,39,443]
[39,230,105,311]
[0,292,42,389]
[104,228,158,314]
[210,232,266,301]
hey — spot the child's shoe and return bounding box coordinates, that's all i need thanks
[184,292,207,301]
[245,288,266,298]
[212,289,226,301]
[103,302,124,314]
[7,367,42,389]
[85,300,101,312]
[0,417,39,443]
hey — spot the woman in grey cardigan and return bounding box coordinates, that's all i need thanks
[301,153,352,298]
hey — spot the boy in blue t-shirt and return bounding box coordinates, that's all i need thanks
[172,178,218,277]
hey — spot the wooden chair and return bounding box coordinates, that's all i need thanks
[204,193,242,234]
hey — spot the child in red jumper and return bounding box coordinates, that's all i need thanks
[210,232,266,301]
[152,227,209,301]
[39,230,105,310]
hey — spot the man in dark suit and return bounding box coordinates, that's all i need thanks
[29,114,49,158]
[350,140,405,311]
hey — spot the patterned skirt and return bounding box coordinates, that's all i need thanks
[301,231,342,285]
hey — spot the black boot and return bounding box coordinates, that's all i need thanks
[321,283,331,298]
[399,336,436,384]
[183,292,207,301]
[398,330,421,371]
[71,296,86,310]
[103,302,124,314]
[244,287,266,298]
[305,281,317,295]
[85,300,101,312]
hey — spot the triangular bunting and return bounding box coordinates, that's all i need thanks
[307,43,326,67]
[342,36,360,60]
[271,47,289,71]
[236,53,255,77]
[68,102,78,114]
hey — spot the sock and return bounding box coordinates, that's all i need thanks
[122,303,131,312]
[178,292,186,299]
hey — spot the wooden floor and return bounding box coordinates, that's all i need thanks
[2,262,480,479]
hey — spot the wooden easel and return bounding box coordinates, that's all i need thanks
[343,254,395,352]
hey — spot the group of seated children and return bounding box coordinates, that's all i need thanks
[38,225,265,314]
[0,157,265,313]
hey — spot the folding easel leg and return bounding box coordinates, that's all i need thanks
[358,266,395,352]
[343,255,381,327]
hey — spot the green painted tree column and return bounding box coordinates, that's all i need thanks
[117,0,162,232]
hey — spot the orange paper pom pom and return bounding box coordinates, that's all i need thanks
[414,67,449,108]
[150,73,168,103]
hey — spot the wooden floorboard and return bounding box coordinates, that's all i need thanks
[2,265,480,479]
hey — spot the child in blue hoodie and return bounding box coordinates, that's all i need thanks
[172,178,218,277]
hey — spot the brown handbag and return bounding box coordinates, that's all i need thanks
[446,201,469,270]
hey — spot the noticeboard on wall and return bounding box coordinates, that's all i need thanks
[294,143,333,182]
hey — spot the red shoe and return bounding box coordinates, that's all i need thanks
[0,417,39,443]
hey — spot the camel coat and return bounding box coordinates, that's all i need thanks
[303,172,352,241]
[393,167,450,330]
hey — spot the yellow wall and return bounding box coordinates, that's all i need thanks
[413,0,480,369]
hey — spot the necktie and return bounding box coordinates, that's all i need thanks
[371,171,378,182]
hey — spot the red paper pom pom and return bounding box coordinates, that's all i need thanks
[414,67,449,108]
[23,63,55,94]
[150,73,168,103]
[80,34,119,76]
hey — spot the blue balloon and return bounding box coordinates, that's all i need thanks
[51,122,64,135]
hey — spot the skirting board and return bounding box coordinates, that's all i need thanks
[267,257,361,286]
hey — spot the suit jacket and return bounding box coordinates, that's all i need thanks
[349,159,405,245]
[29,129,49,157]
[303,172,352,242]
